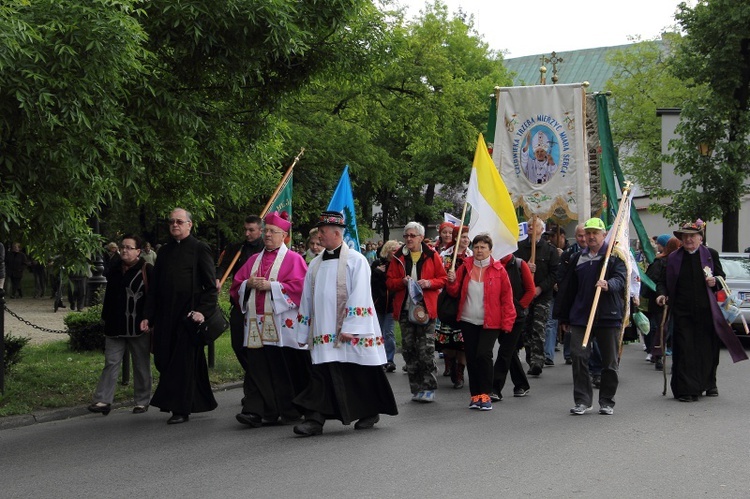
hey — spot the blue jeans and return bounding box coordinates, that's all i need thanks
[377,311,396,363]
[544,304,557,361]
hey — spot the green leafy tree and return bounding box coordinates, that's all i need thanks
[0,0,151,261]
[1,0,376,261]
[279,1,512,238]
[665,0,750,251]
[606,35,692,193]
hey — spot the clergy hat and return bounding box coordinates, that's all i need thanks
[316,210,346,228]
[264,211,291,232]
[532,131,548,152]
[673,219,705,238]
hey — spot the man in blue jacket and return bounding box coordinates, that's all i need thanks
[555,218,627,416]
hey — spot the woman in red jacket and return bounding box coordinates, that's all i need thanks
[446,234,516,411]
[386,221,447,403]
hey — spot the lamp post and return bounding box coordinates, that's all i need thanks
[86,216,107,306]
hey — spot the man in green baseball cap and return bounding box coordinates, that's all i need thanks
[554,216,627,416]
[582,217,606,231]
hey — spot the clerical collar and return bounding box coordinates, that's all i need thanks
[323,245,342,260]
[686,248,699,255]
[264,247,280,254]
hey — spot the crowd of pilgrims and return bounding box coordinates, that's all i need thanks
[84,210,744,433]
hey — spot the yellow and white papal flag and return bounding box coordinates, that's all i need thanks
[467,134,519,259]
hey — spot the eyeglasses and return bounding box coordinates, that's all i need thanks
[119,245,138,251]
[263,229,284,235]
[168,218,189,226]
[404,234,420,239]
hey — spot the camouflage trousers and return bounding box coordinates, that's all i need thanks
[522,297,551,369]
[400,314,438,393]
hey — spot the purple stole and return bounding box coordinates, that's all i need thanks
[666,245,747,363]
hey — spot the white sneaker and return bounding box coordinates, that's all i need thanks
[645,354,652,362]
[419,390,435,403]
[599,405,614,415]
[570,404,592,415]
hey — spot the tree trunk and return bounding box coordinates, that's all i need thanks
[721,206,739,252]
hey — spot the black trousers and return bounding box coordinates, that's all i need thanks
[229,305,248,372]
[461,321,499,396]
[493,317,529,395]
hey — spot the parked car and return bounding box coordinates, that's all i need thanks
[719,253,750,338]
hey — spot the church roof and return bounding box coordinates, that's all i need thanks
[502,44,633,92]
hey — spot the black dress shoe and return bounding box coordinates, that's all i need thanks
[167,413,189,424]
[236,412,262,427]
[293,420,323,437]
[706,388,719,397]
[678,395,693,402]
[354,415,380,430]
[88,403,111,416]
[132,405,148,414]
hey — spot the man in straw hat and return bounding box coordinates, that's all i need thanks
[655,220,747,402]
[292,210,397,436]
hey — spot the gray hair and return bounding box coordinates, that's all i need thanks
[404,221,425,236]
[171,207,193,222]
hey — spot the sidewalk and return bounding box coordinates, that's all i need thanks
[0,381,244,431]
[2,295,71,345]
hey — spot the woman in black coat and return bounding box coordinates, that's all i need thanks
[88,235,154,416]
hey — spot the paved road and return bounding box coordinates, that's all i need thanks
[2,343,749,498]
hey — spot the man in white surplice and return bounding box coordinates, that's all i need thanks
[292,210,397,437]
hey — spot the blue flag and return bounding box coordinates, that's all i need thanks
[326,165,361,252]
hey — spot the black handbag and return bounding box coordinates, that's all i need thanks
[196,308,229,344]
[192,245,229,344]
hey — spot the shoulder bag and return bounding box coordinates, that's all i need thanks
[192,245,229,344]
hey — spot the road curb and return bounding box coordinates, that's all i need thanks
[0,381,243,431]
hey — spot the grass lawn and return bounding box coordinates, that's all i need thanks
[1,321,403,418]
[0,334,243,417]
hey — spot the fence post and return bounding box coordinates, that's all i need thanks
[207,341,215,369]
[1,288,5,395]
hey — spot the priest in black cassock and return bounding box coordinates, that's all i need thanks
[141,208,218,424]
[655,220,747,402]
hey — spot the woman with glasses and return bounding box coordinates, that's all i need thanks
[88,235,154,416]
[386,222,447,403]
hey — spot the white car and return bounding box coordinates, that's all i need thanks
[719,253,750,337]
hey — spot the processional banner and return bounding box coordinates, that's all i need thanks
[492,83,590,221]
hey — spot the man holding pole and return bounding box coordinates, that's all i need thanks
[216,215,264,371]
[555,217,627,415]
[514,217,559,376]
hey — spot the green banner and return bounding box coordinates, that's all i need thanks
[596,94,656,264]
[268,173,293,222]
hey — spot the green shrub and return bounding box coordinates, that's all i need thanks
[3,334,31,374]
[64,305,105,352]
